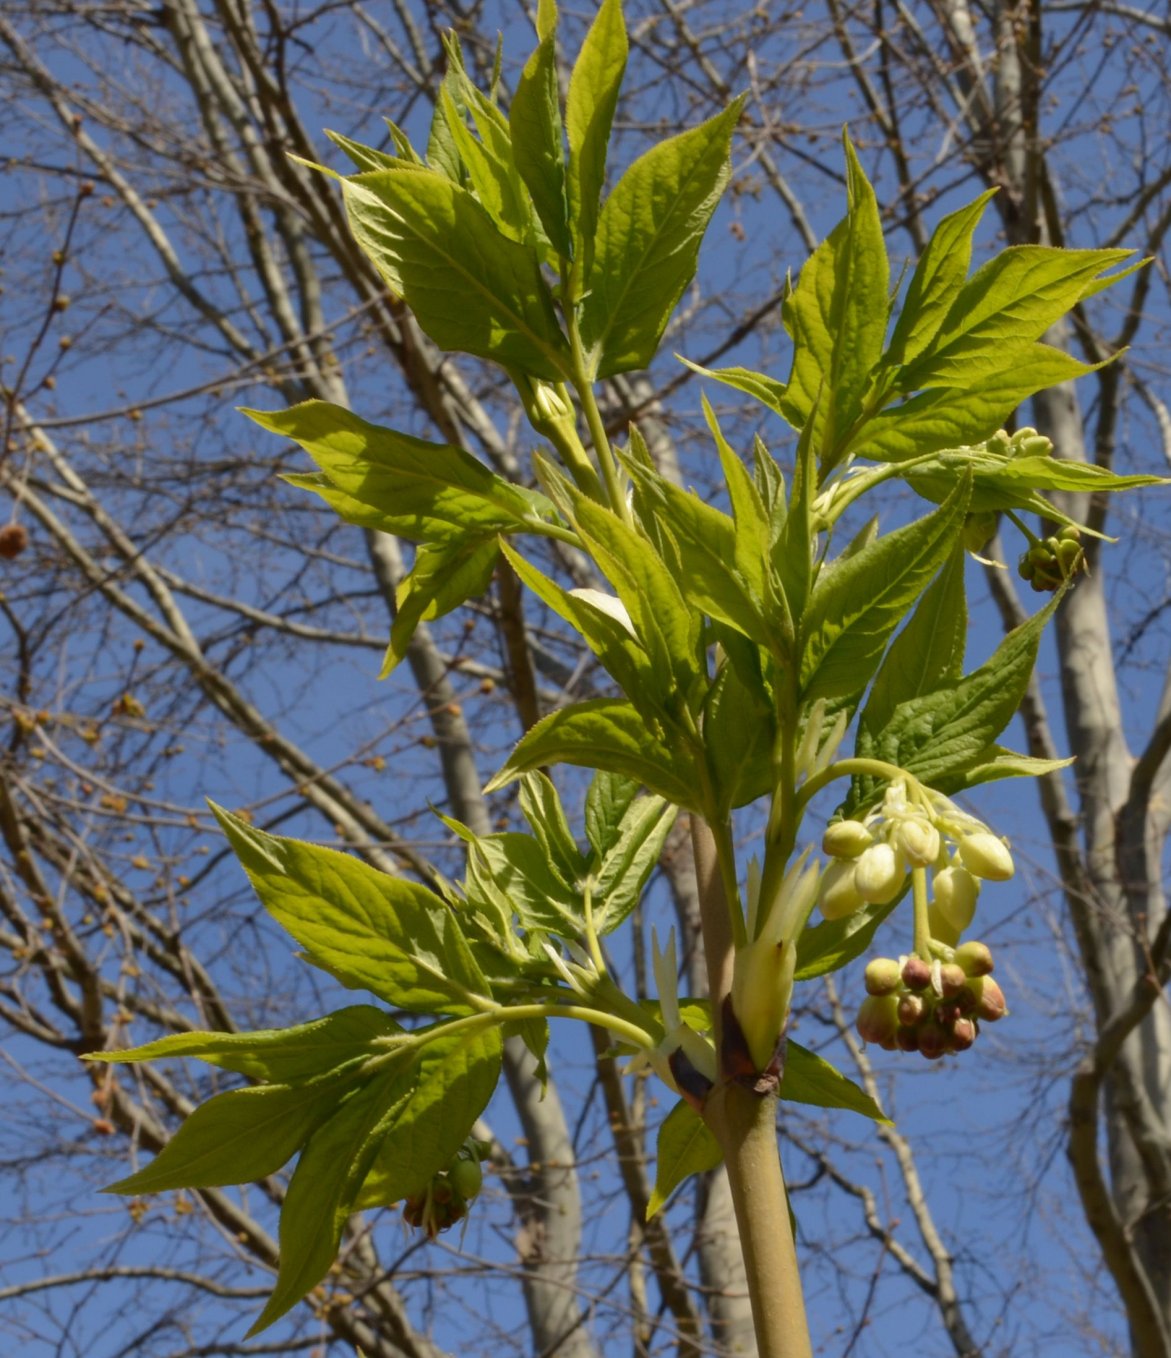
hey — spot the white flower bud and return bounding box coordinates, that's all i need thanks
[958,832,1014,882]
[821,820,874,860]
[818,860,864,920]
[933,865,979,931]
[853,842,905,904]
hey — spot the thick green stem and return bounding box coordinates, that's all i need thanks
[690,817,812,1358]
[704,1083,812,1358]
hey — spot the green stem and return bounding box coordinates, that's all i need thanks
[797,756,917,811]
[690,816,812,1358]
[372,1000,656,1062]
[704,1084,812,1358]
[911,865,932,958]
[565,314,631,522]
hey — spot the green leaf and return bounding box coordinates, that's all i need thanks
[800,477,970,705]
[794,895,903,981]
[510,37,572,258]
[898,246,1135,392]
[447,817,581,935]
[341,166,570,378]
[585,769,641,859]
[324,130,401,174]
[854,344,1101,464]
[592,795,678,933]
[484,698,700,808]
[250,400,552,541]
[948,744,1074,791]
[106,1072,361,1195]
[580,97,743,378]
[647,1099,722,1219]
[704,653,776,814]
[439,86,531,244]
[519,772,587,883]
[623,460,766,641]
[384,535,499,676]
[571,495,702,697]
[781,136,890,467]
[863,593,1063,794]
[779,1040,889,1123]
[885,190,997,367]
[566,0,627,282]
[860,544,967,739]
[701,394,773,586]
[249,1021,501,1334]
[93,1006,400,1084]
[355,1022,503,1208]
[211,805,490,1015]
[677,359,787,422]
[499,541,660,715]
[248,1064,414,1335]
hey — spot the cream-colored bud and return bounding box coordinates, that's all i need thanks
[853,842,905,904]
[959,832,1014,881]
[822,820,874,860]
[818,860,864,920]
[895,817,940,868]
[933,865,979,931]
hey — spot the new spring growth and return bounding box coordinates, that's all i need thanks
[731,850,821,1072]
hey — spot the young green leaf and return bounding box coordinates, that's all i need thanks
[800,477,970,705]
[247,1064,416,1335]
[854,343,1101,464]
[519,772,587,883]
[324,129,401,174]
[580,97,743,378]
[439,85,532,244]
[383,535,499,676]
[677,358,788,422]
[445,815,582,935]
[862,593,1063,795]
[703,655,776,815]
[898,246,1136,393]
[92,1006,401,1084]
[211,805,491,1015]
[571,495,703,697]
[779,1040,889,1123]
[623,460,767,642]
[248,400,552,541]
[647,1098,722,1219]
[355,1023,503,1209]
[483,698,700,809]
[105,1072,364,1196]
[860,544,967,739]
[341,167,570,378]
[781,136,889,467]
[591,795,678,933]
[248,1020,501,1334]
[585,769,641,859]
[499,540,662,715]
[510,36,572,258]
[885,190,997,367]
[566,0,627,282]
[794,895,903,981]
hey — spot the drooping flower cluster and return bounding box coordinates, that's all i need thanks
[817,780,1014,928]
[856,943,1008,1059]
[815,778,1017,1060]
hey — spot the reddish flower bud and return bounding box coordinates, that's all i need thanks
[971,975,1008,1021]
[856,994,899,1047]
[901,956,932,991]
